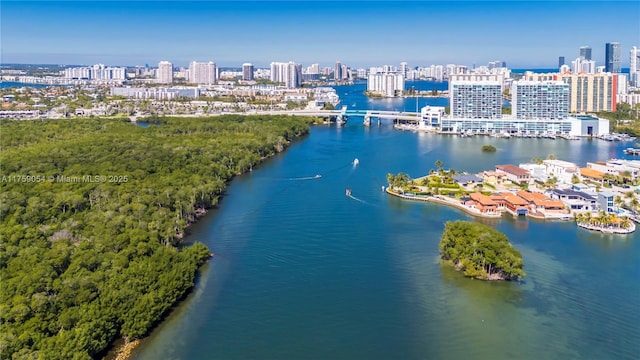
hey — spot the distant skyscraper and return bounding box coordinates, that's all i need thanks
[605,42,621,73]
[242,63,254,81]
[630,46,640,87]
[157,61,173,84]
[400,62,409,78]
[558,56,565,68]
[270,61,300,88]
[579,46,592,61]
[367,72,404,97]
[334,61,342,80]
[571,57,596,74]
[188,61,216,84]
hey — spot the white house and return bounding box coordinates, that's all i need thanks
[543,159,581,184]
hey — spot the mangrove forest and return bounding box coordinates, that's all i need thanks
[439,221,525,281]
[0,115,312,359]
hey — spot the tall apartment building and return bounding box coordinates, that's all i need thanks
[450,81,502,119]
[511,81,569,120]
[559,56,565,68]
[64,64,126,80]
[270,61,301,88]
[242,63,254,81]
[367,72,404,97]
[525,72,617,112]
[334,61,342,80]
[579,46,592,61]
[188,61,217,84]
[605,42,621,73]
[400,62,409,78]
[157,61,173,84]
[630,46,640,87]
[571,57,596,74]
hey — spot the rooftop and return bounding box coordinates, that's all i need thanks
[496,164,530,177]
[580,167,605,180]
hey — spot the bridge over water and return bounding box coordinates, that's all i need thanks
[246,106,422,126]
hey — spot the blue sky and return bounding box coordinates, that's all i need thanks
[1,1,639,68]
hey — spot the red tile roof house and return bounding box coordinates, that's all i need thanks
[516,190,567,214]
[466,193,499,215]
[495,164,531,185]
[492,192,529,216]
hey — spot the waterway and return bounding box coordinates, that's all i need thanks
[130,86,639,360]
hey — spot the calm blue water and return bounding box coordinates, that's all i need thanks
[0,81,51,89]
[336,80,449,111]
[130,88,639,360]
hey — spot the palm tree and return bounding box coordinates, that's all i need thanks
[620,218,632,229]
[435,160,444,174]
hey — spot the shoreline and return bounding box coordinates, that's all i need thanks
[386,188,635,234]
[109,122,310,360]
[385,188,502,219]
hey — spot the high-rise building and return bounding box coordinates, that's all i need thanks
[511,81,569,120]
[157,61,173,84]
[270,61,300,88]
[571,57,596,74]
[605,42,621,73]
[579,46,592,61]
[630,46,640,87]
[400,62,409,79]
[334,61,342,80]
[242,63,254,81]
[64,64,126,80]
[367,71,404,97]
[527,72,617,112]
[558,56,565,68]
[450,81,502,119]
[188,61,216,84]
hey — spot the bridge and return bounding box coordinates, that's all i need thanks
[244,106,422,126]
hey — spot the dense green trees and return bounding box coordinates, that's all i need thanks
[0,115,311,359]
[481,145,497,152]
[439,221,525,281]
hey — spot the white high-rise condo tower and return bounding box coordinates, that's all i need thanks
[157,61,173,84]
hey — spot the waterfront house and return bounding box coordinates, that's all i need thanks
[547,189,599,212]
[543,159,581,184]
[580,167,606,184]
[478,171,507,186]
[496,165,531,185]
[519,163,548,182]
[586,162,619,177]
[466,193,499,214]
[452,174,483,186]
[516,190,567,213]
[605,159,640,180]
[493,193,529,216]
[597,190,617,213]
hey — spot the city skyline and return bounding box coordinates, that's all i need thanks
[1,1,639,68]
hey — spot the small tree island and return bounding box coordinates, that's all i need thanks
[439,221,525,281]
[482,144,497,152]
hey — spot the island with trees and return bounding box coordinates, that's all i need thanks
[482,144,497,152]
[439,221,525,281]
[0,115,313,359]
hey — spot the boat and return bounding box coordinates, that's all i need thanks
[346,188,351,196]
[353,158,359,166]
[623,148,640,155]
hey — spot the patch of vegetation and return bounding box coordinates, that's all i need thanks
[0,115,312,359]
[439,221,525,281]
[482,144,497,152]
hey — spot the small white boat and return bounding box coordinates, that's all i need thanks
[353,158,359,166]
